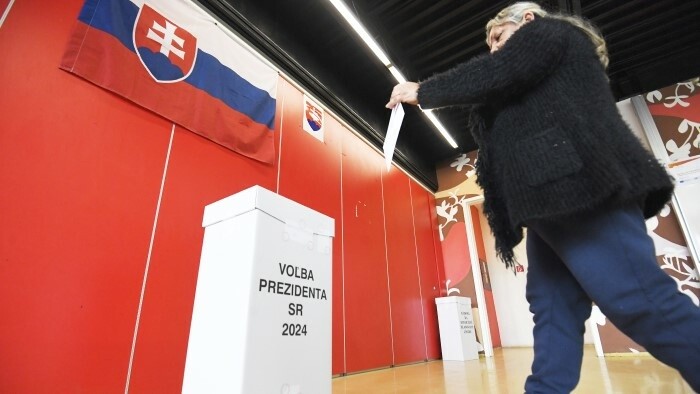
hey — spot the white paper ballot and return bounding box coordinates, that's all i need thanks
[383,103,405,171]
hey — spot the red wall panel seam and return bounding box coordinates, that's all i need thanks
[340,144,348,374]
[125,125,175,394]
[379,169,397,366]
[408,179,429,360]
[0,0,16,29]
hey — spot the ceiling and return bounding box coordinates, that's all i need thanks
[200,0,700,190]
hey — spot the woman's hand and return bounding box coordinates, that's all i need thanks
[386,82,420,109]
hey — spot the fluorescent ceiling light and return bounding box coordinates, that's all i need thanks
[327,0,457,148]
[388,66,406,83]
[328,0,391,66]
[423,110,459,148]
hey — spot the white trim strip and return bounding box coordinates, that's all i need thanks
[124,124,175,394]
[380,169,396,365]
[631,96,670,163]
[409,180,429,360]
[461,203,494,357]
[0,0,16,29]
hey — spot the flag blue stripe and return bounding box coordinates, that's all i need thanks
[77,0,275,129]
[186,52,276,129]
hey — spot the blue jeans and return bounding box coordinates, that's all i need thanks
[524,203,700,393]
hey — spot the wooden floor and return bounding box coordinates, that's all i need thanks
[332,346,694,393]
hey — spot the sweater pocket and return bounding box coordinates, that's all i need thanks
[515,127,582,186]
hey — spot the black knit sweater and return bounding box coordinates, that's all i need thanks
[417,17,674,268]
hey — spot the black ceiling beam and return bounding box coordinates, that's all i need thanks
[194,0,439,191]
[558,0,582,15]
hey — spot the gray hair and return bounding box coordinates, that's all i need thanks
[486,2,609,69]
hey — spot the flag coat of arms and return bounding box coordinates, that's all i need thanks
[61,0,278,163]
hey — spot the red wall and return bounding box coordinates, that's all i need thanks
[0,1,445,391]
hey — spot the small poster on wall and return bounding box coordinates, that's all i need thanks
[303,95,325,142]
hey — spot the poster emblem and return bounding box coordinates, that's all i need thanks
[302,95,325,142]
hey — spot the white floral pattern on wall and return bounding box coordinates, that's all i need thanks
[435,151,481,241]
[436,192,467,241]
[646,79,700,161]
[449,153,477,178]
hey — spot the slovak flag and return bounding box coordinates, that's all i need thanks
[61,0,278,163]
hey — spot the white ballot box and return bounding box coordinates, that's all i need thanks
[182,185,334,394]
[435,296,479,361]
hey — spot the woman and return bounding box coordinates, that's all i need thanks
[387,2,700,393]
